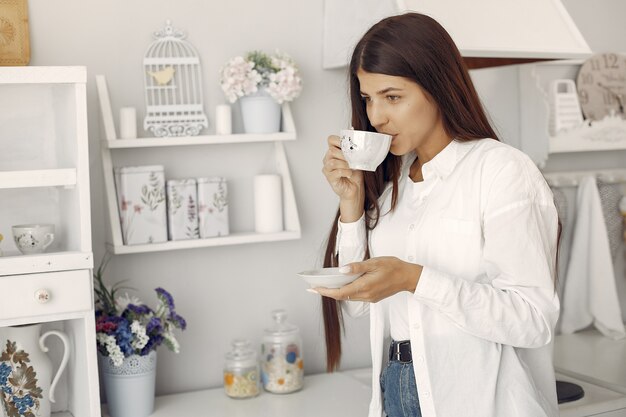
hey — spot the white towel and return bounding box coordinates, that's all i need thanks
[560,176,625,339]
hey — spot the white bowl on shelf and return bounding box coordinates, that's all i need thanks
[297,267,363,289]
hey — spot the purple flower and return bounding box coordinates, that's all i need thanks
[146,316,162,334]
[124,303,153,316]
[154,288,187,330]
[171,312,187,330]
[95,285,186,361]
[140,334,164,356]
[155,288,175,311]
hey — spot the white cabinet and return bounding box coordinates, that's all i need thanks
[518,59,626,168]
[0,67,100,416]
[95,75,301,255]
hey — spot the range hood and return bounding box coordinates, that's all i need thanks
[323,0,592,70]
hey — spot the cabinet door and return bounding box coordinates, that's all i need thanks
[0,68,92,256]
[0,269,92,320]
[0,83,80,171]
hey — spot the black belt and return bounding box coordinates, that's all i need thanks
[389,340,412,363]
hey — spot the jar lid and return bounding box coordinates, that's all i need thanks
[225,339,257,364]
[263,309,298,337]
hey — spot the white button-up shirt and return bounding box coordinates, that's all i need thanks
[337,139,560,417]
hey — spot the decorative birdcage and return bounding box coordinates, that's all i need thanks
[143,20,209,137]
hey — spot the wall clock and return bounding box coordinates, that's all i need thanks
[576,53,626,121]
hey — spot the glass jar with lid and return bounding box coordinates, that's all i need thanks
[223,339,260,399]
[261,309,304,393]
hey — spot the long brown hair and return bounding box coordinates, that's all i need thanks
[321,12,501,372]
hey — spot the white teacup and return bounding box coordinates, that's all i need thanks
[340,129,392,171]
[12,224,55,255]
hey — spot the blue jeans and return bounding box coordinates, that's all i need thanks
[380,361,422,417]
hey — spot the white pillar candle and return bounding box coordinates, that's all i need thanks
[119,107,137,139]
[254,174,283,233]
[215,104,232,135]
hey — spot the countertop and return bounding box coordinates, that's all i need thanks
[104,370,371,417]
[101,330,626,417]
[556,372,626,416]
[555,328,626,394]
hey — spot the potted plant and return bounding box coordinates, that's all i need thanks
[219,50,303,133]
[93,256,186,417]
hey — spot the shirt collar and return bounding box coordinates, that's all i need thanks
[420,139,478,180]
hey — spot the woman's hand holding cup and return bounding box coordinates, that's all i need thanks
[322,135,364,222]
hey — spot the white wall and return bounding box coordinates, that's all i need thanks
[28,0,366,396]
[25,0,626,397]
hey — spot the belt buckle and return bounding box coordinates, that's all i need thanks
[395,341,403,361]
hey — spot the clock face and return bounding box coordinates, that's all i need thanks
[576,53,626,121]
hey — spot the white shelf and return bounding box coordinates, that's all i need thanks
[543,168,626,187]
[103,132,296,148]
[0,66,86,84]
[0,168,77,189]
[0,251,93,275]
[518,60,626,167]
[548,114,626,154]
[0,310,92,328]
[96,74,301,254]
[106,231,301,254]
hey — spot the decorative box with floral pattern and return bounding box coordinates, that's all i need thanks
[197,177,229,238]
[166,179,199,241]
[114,165,168,245]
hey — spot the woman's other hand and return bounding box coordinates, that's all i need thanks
[322,135,364,222]
[313,257,423,303]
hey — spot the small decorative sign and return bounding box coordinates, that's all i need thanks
[0,0,30,66]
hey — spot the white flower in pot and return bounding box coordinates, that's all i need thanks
[219,50,303,133]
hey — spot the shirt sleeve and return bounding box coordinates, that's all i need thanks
[336,214,369,318]
[413,159,560,349]
[336,213,367,266]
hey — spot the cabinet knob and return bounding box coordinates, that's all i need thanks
[35,288,51,304]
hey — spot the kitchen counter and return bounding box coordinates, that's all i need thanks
[557,372,626,417]
[102,331,626,417]
[555,328,626,394]
[554,328,626,416]
[103,370,371,417]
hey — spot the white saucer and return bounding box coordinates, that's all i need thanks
[297,267,363,289]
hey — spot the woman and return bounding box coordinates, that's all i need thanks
[315,12,560,417]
